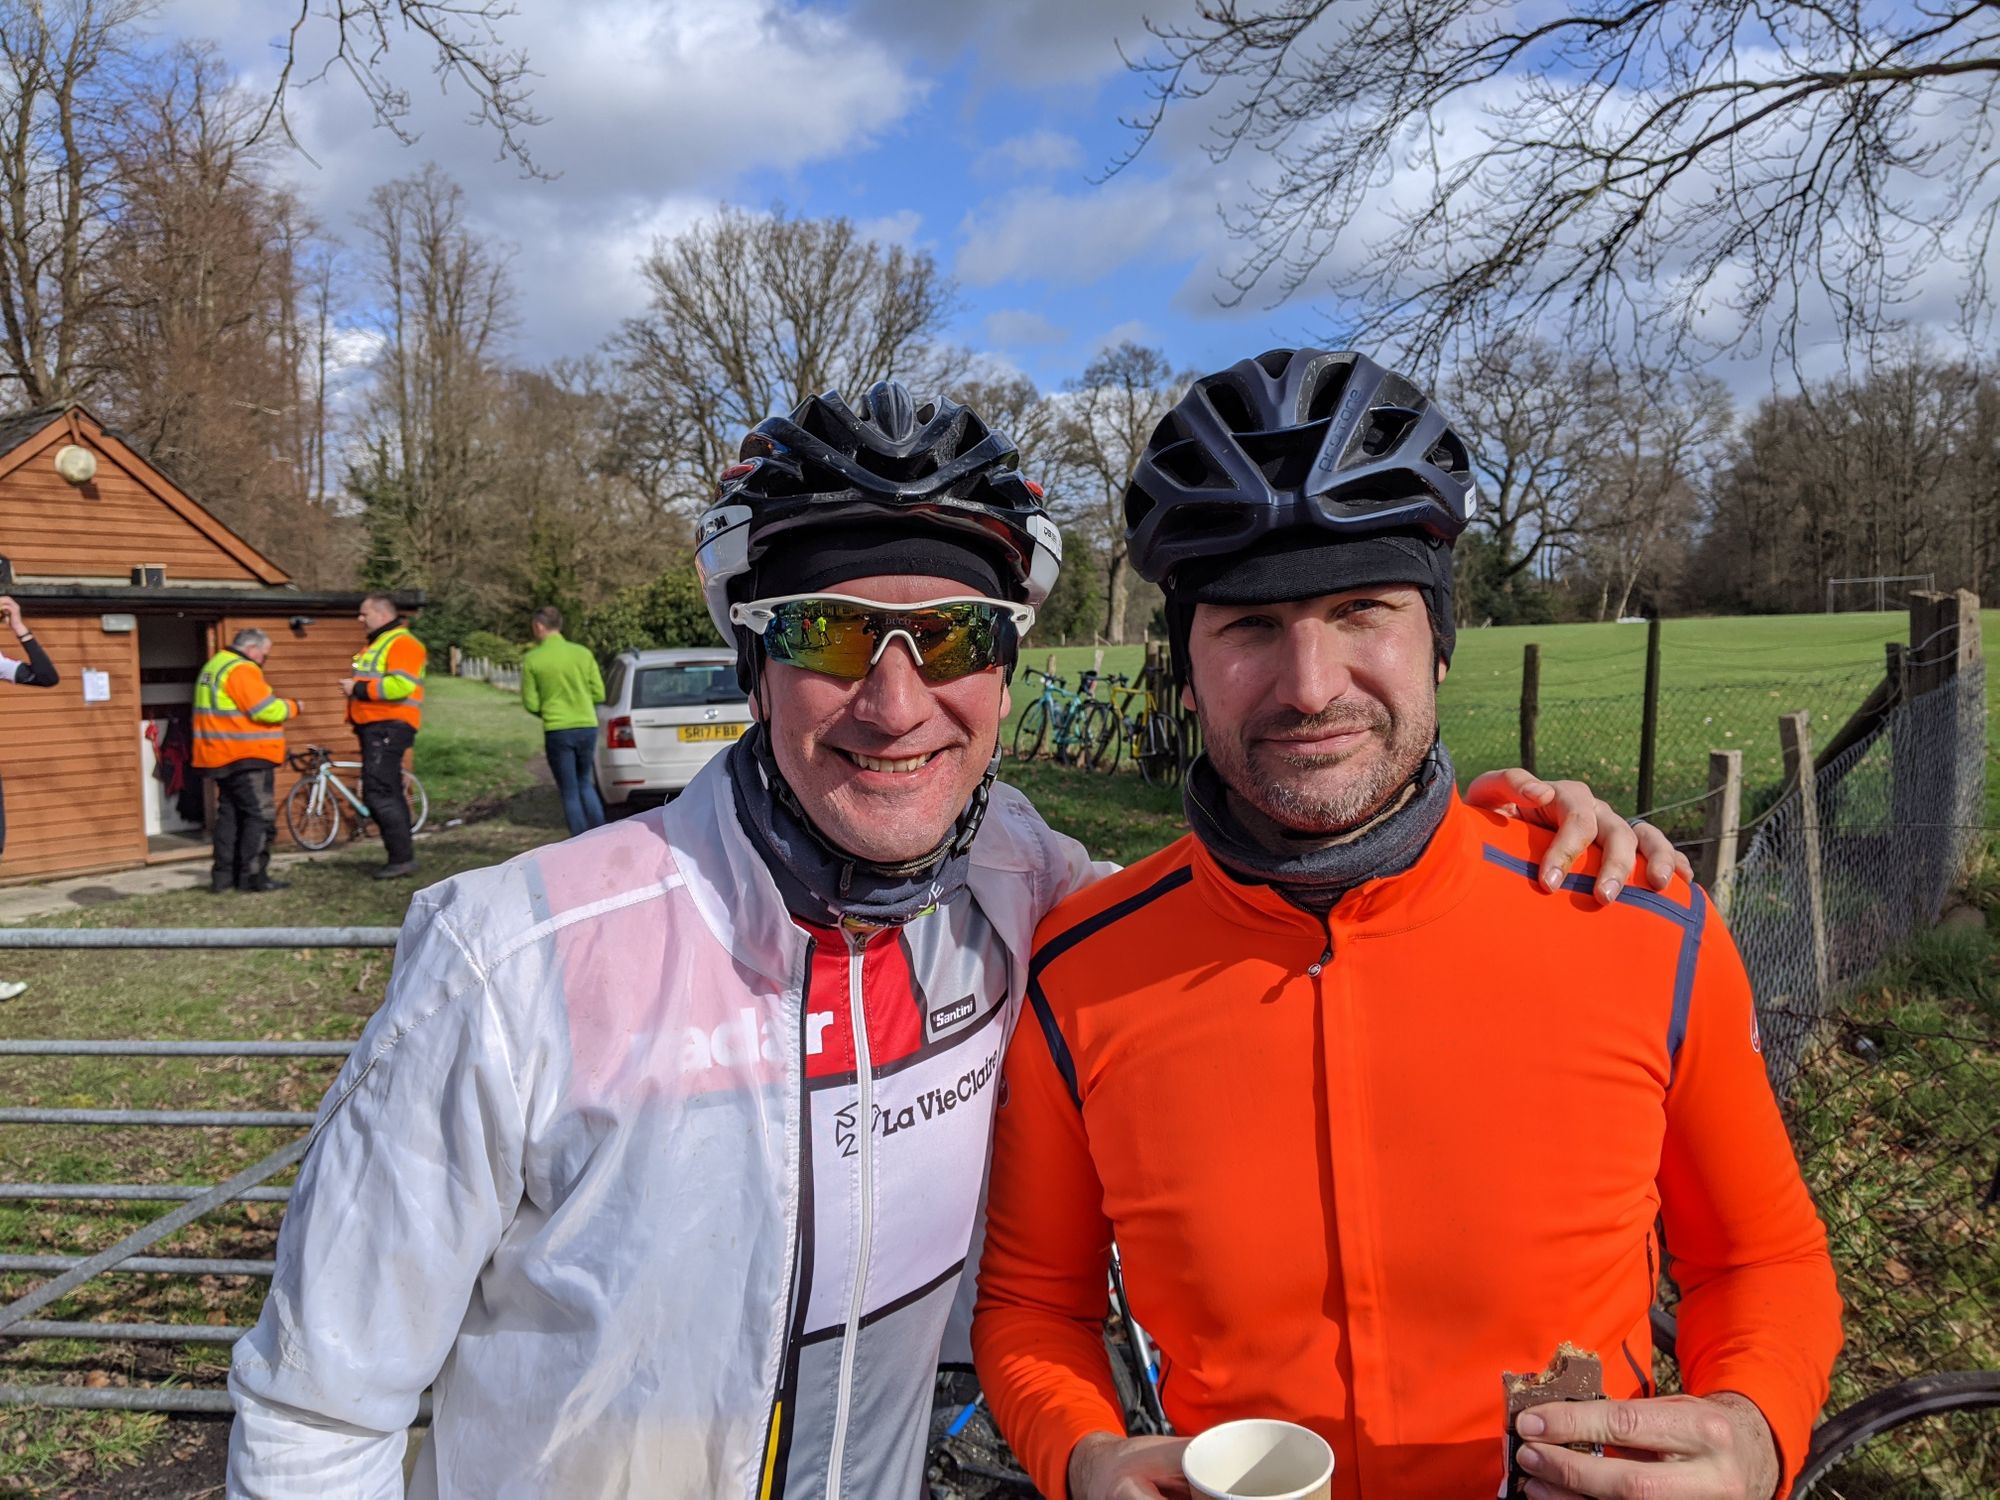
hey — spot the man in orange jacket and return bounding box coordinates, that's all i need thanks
[971,350,1841,1500]
[194,627,301,894]
[339,592,426,880]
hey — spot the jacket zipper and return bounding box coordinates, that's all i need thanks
[1306,915,1335,977]
[824,926,875,1499]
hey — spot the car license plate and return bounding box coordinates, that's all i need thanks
[679,724,745,742]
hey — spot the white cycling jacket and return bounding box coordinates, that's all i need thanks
[226,752,1102,1499]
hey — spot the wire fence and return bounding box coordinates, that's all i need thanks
[1440,672,1888,840]
[1715,660,1997,1449]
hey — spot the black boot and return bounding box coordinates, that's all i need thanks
[240,877,291,893]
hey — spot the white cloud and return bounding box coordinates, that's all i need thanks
[974,129,1085,179]
[985,309,1069,346]
[955,176,1191,286]
[853,0,1160,85]
[1092,318,1154,351]
[857,209,924,247]
[154,0,925,361]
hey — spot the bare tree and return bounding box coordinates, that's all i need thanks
[94,44,356,577]
[1569,366,1731,620]
[478,358,681,627]
[1052,342,1187,643]
[0,0,150,403]
[1129,2,2000,369]
[259,0,545,176]
[1443,338,1597,587]
[612,207,955,511]
[350,162,514,597]
[1693,343,1991,611]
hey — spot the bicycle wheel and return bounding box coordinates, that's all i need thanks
[1797,1370,2000,1497]
[1095,710,1127,773]
[1137,712,1177,787]
[1084,703,1120,772]
[1012,700,1047,762]
[284,775,342,851]
[403,771,429,834]
[1051,705,1082,766]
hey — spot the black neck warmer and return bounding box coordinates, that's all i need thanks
[728,724,992,928]
[1183,740,1456,914]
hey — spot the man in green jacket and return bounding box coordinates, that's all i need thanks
[521,606,607,836]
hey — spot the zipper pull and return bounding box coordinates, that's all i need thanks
[1306,920,1335,978]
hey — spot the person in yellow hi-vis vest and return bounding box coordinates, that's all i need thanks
[193,628,301,894]
[338,592,427,880]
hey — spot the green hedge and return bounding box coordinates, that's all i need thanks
[460,629,524,667]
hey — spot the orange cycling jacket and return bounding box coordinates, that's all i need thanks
[972,795,1841,1500]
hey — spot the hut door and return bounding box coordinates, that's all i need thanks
[137,616,207,839]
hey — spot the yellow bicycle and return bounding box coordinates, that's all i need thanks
[1098,674,1184,786]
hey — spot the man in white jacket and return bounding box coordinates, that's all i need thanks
[227,380,1682,1499]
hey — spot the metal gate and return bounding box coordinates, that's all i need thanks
[0,926,397,1414]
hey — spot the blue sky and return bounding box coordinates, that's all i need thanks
[152,0,1993,408]
[153,0,1327,395]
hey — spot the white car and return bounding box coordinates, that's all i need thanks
[593,647,751,808]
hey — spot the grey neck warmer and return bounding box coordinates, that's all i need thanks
[1184,740,1456,914]
[728,725,989,928]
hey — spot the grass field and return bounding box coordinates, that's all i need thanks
[1014,609,2000,834]
[408,675,548,815]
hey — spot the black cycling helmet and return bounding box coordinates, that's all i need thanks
[697,379,1062,642]
[1127,348,1474,583]
[1127,348,1476,673]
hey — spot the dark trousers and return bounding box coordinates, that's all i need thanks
[211,763,276,890]
[544,726,606,837]
[357,721,418,864]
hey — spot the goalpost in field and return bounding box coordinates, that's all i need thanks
[1824,574,1937,613]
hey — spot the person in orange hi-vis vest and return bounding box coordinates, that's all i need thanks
[971,350,1842,1500]
[193,627,301,894]
[339,592,426,881]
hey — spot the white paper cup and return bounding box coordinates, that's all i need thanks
[1181,1419,1335,1500]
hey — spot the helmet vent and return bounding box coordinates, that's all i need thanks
[1427,433,1469,476]
[1361,407,1418,457]
[1154,437,1225,489]
[1202,377,1258,435]
[1254,348,1294,379]
[1240,425,1324,490]
[1304,364,1355,425]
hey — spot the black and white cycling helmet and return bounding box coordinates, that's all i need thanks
[1125,348,1476,588]
[696,379,1062,642]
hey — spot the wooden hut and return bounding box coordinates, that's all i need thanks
[0,405,419,881]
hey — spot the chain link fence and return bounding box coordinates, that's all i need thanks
[1716,662,1996,1447]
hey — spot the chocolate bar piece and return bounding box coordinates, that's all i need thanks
[1501,1343,1605,1496]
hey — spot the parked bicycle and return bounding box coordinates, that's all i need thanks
[1096,673,1184,786]
[1013,668,1116,768]
[282,745,430,852]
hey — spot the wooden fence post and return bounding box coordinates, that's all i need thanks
[1698,749,1743,913]
[1519,643,1540,776]
[1779,711,1829,1000]
[1636,616,1662,816]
